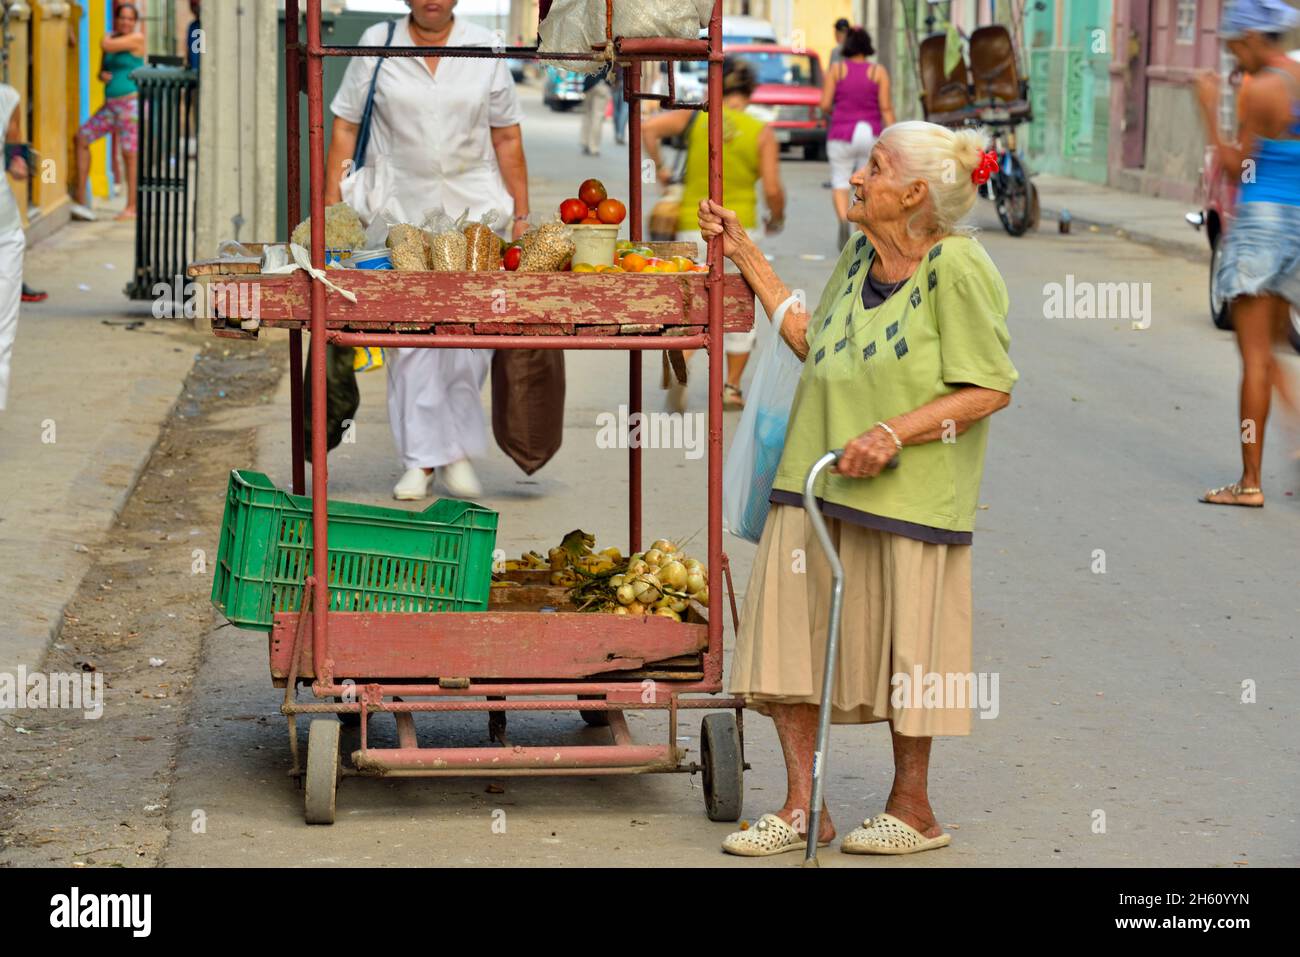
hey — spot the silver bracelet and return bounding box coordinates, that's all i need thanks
[875,420,903,451]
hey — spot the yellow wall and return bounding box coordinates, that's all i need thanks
[795,0,858,69]
[83,0,110,198]
[31,0,71,217]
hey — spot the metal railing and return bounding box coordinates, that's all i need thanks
[126,63,198,303]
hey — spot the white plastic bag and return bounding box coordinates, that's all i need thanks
[539,0,711,74]
[722,313,804,544]
[340,156,404,228]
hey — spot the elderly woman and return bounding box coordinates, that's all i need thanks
[702,120,1018,857]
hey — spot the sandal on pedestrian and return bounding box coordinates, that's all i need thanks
[1199,483,1264,507]
[723,383,745,410]
[721,813,827,857]
[840,813,952,856]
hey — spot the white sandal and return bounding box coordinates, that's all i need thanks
[721,813,828,857]
[841,813,952,855]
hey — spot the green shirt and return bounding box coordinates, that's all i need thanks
[677,106,764,232]
[770,233,1018,540]
[104,49,144,99]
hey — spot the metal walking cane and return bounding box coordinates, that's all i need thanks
[801,448,896,867]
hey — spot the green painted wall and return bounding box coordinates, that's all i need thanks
[1025,0,1111,184]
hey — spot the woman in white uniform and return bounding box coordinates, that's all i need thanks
[324,0,530,500]
[0,83,28,413]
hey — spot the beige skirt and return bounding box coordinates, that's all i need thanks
[729,504,975,736]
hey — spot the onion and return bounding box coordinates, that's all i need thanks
[601,547,622,561]
[651,539,676,554]
[654,607,681,621]
[628,560,649,577]
[626,601,645,616]
[686,572,706,595]
[669,597,689,614]
[631,577,660,605]
[610,574,625,589]
[612,605,630,616]
[659,561,688,590]
[694,586,709,605]
[644,548,664,567]
[616,584,636,605]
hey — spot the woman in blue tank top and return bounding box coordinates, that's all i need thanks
[1195,0,1300,508]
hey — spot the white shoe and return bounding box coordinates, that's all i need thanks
[439,459,482,499]
[393,467,433,501]
[70,202,98,222]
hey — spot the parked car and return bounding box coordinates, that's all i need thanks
[1186,50,1300,352]
[543,66,585,111]
[671,15,778,101]
[729,44,827,161]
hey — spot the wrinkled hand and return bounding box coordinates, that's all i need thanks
[511,218,528,241]
[656,163,673,187]
[697,199,750,260]
[834,426,898,479]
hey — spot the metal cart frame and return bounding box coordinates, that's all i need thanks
[269,0,749,823]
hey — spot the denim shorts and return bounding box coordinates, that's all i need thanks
[1215,201,1300,307]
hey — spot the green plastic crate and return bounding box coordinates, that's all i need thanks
[211,470,498,631]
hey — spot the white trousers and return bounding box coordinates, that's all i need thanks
[385,347,492,471]
[581,83,611,153]
[0,227,24,412]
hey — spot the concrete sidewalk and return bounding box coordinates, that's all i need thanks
[0,219,199,675]
[1033,172,1208,259]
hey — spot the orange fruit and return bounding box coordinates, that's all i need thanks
[620,252,648,273]
[655,259,680,273]
[596,198,627,225]
[671,256,695,272]
[572,262,596,272]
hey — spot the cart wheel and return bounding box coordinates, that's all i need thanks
[700,712,743,822]
[304,719,340,825]
[578,694,609,727]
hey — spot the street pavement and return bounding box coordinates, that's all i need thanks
[0,217,197,677]
[154,85,1300,867]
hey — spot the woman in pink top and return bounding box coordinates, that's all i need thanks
[821,28,895,243]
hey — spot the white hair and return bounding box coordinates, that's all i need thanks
[876,121,988,236]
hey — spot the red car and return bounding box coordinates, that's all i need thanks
[727,44,827,161]
[1187,54,1300,352]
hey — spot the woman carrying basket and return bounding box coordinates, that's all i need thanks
[703,122,1017,857]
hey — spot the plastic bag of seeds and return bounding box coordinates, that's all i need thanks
[463,210,504,271]
[424,210,470,272]
[518,220,575,272]
[386,223,431,271]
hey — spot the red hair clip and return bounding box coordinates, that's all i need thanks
[971,151,999,185]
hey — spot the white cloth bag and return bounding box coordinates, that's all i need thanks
[722,312,804,543]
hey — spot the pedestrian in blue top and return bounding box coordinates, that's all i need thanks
[1195,0,1300,507]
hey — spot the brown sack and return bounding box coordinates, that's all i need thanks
[491,349,566,475]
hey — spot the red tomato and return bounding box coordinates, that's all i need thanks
[580,216,602,225]
[596,198,626,225]
[578,178,607,207]
[559,198,588,224]
[503,245,522,271]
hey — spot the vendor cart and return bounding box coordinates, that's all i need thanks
[193,0,753,824]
